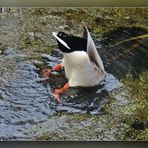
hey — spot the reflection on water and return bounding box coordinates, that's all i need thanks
[0,26,147,140]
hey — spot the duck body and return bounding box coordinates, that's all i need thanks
[52,26,106,88]
[63,51,105,87]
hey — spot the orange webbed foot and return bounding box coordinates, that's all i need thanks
[52,83,70,104]
[52,63,64,71]
[52,92,62,104]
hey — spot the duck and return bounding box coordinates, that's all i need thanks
[42,26,106,103]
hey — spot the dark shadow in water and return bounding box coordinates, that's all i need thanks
[98,27,148,78]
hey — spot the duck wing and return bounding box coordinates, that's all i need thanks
[83,27,105,73]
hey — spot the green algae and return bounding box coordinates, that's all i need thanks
[47,8,148,37]
[1,8,147,51]
[121,72,148,140]
[123,72,148,122]
[104,72,148,140]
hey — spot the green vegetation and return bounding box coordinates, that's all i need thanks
[105,72,148,140]
[121,72,148,140]
[47,8,148,37]
[1,8,147,52]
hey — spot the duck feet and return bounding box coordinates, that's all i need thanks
[52,83,70,103]
[52,63,64,71]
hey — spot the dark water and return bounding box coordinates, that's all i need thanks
[99,27,148,78]
[0,27,147,140]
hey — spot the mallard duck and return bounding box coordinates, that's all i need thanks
[43,27,106,103]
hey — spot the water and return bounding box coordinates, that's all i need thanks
[0,17,147,140]
[0,51,55,140]
[98,27,148,78]
[0,47,122,140]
